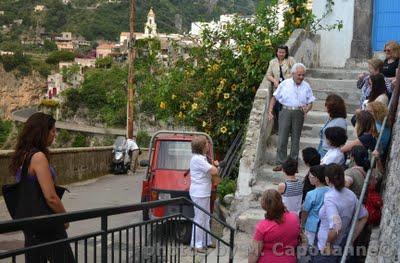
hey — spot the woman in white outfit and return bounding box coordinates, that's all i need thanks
[189,136,219,253]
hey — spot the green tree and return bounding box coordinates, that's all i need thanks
[95,56,113,69]
[43,39,58,52]
[61,63,81,84]
[45,50,75,65]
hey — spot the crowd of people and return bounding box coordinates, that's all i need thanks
[249,40,398,262]
[6,35,398,262]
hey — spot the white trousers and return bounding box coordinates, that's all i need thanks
[190,196,212,249]
[305,230,316,246]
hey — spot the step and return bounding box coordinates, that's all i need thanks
[257,164,308,184]
[307,68,366,80]
[236,208,265,235]
[201,231,251,263]
[305,111,354,125]
[269,134,322,149]
[312,99,359,113]
[251,179,279,198]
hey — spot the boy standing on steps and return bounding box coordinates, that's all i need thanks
[278,158,303,216]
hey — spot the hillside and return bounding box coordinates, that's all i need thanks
[0,0,259,42]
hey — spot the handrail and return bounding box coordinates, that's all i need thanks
[0,197,234,233]
[340,75,399,262]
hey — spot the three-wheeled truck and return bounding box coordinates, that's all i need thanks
[140,131,219,244]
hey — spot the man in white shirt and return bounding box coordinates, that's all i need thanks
[268,63,316,171]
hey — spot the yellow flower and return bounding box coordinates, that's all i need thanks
[171,94,177,100]
[191,103,198,110]
[217,102,224,109]
[212,64,220,72]
[265,39,272,46]
[202,121,207,127]
[220,126,227,134]
[216,86,223,94]
[294,17,302,26]
[159,102,166,109]
[180,102,187,109]
[196,91,204,97]
[219,78,227,87]
[289,8,295,14]
[226,110,231,116]
[224,93,230,99]
[231,84,237,91]
[178,111,184,118]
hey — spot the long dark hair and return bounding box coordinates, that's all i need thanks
[369,73,387,102]
[10,112,56,175]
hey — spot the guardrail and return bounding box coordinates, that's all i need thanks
[0,197,235,263]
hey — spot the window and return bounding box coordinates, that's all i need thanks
[156,141,192,170]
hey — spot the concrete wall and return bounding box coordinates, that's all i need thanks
[313,0,355,68]
[236,75,272,197]
[0,147,114,188]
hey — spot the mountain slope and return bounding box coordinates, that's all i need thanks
[0,0,259,41]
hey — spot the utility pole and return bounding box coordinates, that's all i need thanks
[127,0,136,139]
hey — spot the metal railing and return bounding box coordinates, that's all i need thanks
[0,197,235,263]
[340,70,400,262]
[219,129,244,179]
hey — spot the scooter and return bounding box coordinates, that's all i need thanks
[112,136,130,174]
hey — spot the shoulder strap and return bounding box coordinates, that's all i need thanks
[20,149,41,179]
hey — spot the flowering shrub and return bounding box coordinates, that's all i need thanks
[283,0,342,34]
[150,2,287,154]
[40,99,60,108]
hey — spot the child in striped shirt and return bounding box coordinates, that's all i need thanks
[278,158,303,215]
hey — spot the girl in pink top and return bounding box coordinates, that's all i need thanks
[249,189,301,263]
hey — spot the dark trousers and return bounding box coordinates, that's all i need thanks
[276,108,305,164]
[24,228,75,263]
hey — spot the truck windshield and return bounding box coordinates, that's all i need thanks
[156,141,192,170]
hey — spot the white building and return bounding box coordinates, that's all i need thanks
[46,73,64,99]
[34,5,45,12]
[144,8,157,37]
[190,14,243,37]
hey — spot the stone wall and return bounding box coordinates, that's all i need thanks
[286,29,320,68]
[0,147,151,190]
[236,29,320,197]
[236,74,272,196]
[365,98,400,262]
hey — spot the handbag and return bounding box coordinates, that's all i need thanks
[2,153,67,232]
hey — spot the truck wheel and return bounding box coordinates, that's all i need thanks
[175,221,192,245]
[142,196,149,221]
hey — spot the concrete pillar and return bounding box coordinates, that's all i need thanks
[350,0,373,59]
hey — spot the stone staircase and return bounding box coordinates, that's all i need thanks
[210,67,365,262]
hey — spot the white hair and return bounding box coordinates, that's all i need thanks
[291,63,307,74]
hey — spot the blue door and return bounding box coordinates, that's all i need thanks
[372,0,400,51]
